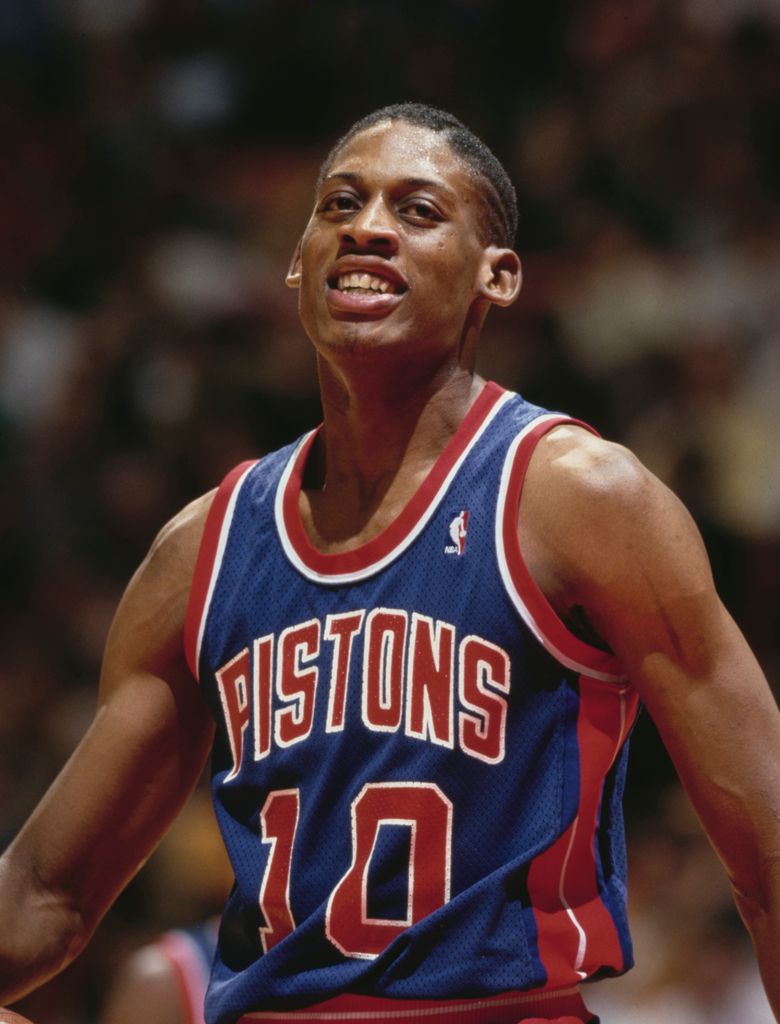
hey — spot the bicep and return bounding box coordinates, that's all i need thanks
[615,589,780,876]
[564,456,780,894]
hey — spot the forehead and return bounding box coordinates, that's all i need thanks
[322,120,478,199]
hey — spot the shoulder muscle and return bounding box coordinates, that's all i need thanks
[520,426,718,672]
[99,490,215,700]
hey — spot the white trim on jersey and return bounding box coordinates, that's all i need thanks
[194,462,256,672]
[274,392,513,585]
[495,415,627,684]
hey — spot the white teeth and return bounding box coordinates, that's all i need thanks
[337,272,395,294]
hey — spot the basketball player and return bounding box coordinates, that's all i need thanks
[1,104,780,1024]
[101,920,218,1024]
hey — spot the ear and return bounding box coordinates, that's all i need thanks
[285,239,303,289]
[477,247,522,308]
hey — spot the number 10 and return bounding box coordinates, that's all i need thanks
[259,782,453,959]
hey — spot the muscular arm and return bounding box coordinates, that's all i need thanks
[522,427,780,1017]
[0,494,216,1004]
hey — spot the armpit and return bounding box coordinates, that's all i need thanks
[563,603,614,654]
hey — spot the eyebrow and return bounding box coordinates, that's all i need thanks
[321,172,458,201]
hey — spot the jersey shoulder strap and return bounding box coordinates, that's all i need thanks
[496,413,626,683]
[184,460,258,679]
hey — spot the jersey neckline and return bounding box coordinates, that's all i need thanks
[275,380,508,583]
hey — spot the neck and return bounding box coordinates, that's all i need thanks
[312,359,482,487]
[307,297,488,489]
[299,358,484,551]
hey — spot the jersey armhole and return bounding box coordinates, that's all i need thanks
[184,460,258,681]
[496,415,627,684]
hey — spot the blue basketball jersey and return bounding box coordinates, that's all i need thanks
[185,382,638,1024]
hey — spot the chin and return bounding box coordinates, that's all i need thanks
[320,320,408,355]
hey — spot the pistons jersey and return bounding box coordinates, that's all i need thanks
[184,382,639,1024]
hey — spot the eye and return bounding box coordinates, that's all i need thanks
[319,192,359,215]
[399,199,443,224]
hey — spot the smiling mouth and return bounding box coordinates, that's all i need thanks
[330,272,407,295]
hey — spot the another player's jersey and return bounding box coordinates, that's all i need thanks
[185,382,639,1024]
[156,920,219,1024]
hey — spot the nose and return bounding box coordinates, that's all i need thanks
[338,195,399,254]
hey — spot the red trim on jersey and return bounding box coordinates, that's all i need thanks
[280,381,506,578]
[238,984,592,1022]
[501,416,624,679]
[158,930,211,1024]
[527,676,639,987]
[184,460,258,680]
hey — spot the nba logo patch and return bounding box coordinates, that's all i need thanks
[445,510,469,556]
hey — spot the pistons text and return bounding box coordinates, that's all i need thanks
[214,607,510,778]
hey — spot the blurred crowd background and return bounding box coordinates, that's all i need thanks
[1,1,779,1021]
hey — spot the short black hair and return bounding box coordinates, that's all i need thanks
[318,103,518,249]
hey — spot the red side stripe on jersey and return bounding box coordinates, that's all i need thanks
[499,416,625,681]
[527,675,639,987]
[280,381,506,578]
[184,460,258,681]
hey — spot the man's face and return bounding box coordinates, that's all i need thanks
[291,120,493,367]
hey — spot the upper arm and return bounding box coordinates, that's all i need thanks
[521,428,780,898]
[6,491,217,937]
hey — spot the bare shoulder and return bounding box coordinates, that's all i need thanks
[100,490,216,690]
[520,424,715,637]
[0,1012,37,1024]
[526,424,658,509]
[121,488,217,615]
[525,424,700,547]
[140,488,217,589]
